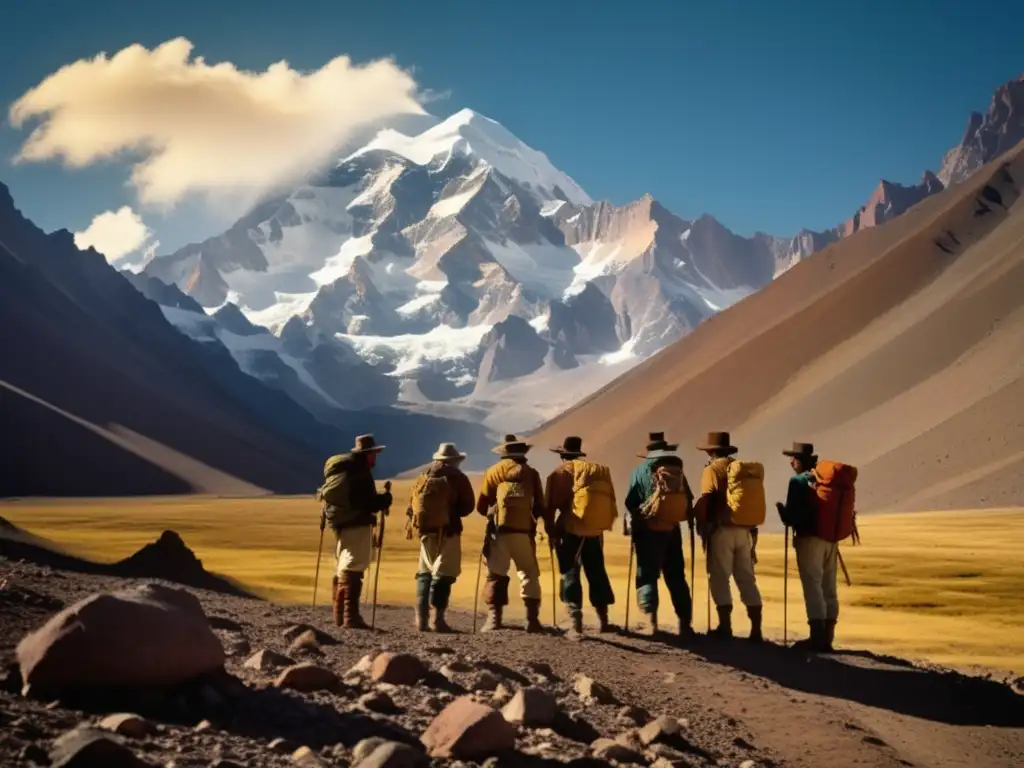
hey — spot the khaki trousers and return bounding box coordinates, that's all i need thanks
[486,531,542,601]
[418,532,462,580]
[794,534,839,621]
[335,525,375,575]
[709,525,762,608]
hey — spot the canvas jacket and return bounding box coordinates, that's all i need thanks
[323,453,393,531]
[407,461,476,535]
[624,455,689,532]
[779,469,816,536]
[476,458,550,534]
[546,461,607,538]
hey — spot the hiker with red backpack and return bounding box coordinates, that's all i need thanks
[405,443,476,633]
[545,436,618,638]
[624,432,696,640]
[317,434,393,629]
[475,434,553,633]
[694,431,765,642]
[776,441,858,652]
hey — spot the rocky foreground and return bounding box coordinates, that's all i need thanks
[1,553,1022,768]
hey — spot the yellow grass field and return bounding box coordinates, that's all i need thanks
[3,490,1023,675]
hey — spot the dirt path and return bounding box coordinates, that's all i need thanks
[2,560,1022,767]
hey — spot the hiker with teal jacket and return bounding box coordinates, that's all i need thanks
[624,432,695,640]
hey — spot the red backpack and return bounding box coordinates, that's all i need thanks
[812,460,857,542]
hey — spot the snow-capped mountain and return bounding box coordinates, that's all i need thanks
[143,109,784,428]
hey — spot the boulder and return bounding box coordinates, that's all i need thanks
[273,663,341,693]
[359,690,400,714]
[502,687,558,727]
[371,653,427,685]
[574,675,617,705]
[49,727,151,767]
[98,713,154,739]
[243,649,294,672]
[639,715,680,746]
[591,737,645,764]
[353,741,427,768]
[421,695,516,758]
[17,583,224,693]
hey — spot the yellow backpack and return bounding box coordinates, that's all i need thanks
[725,460,766,526]
[495,461,536,531]
[410,471,451,532]
[641,464,692,532]
[569,460,617,532]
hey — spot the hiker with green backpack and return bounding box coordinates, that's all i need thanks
[624,432,696,640]
[694,431,765,642]
[317,434,393,629]
[405,442,476,633]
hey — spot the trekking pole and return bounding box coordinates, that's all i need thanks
[837,547,852,587]
[549,540,557,628]
[312,519,325,607]
[783,525,790,646]
[472,552,484,634]
[370,483,390,630]
[689,522,696,607]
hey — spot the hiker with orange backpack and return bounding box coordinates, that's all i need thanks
[405,443,476,633]
[694,431,765,642]
[545,436,618,638]
[624,432,696,640]
[776,441,857,652]
[475,434,552,633]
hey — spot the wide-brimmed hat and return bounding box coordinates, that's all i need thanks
[493,434,532,457]
[696,431,738,455]
[351,434,385,454]
[550,436,586,458]
[782,441,816,459]
[637,431,679,458]
[433,442,467,462]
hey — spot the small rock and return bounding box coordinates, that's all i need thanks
[49,727,150,767]
[292,745,327,766]
[639,715,681,746]
[525,661,555,679]
[348,654,375,675]
[591,737,645,764]
[282,624,338,645]
[353,741,427,768]
[289,629,325,656]
[371,653,428,685]
[269,738,294,753]
[244,649,295,672]
[439,660,474,680]
[274,663,341,693]
[575,675,617,705]
[421,695,516,758]
[615,730,645,752]
[359,691,400,714]
[470,671,501,691]
[739,762,756,768]
[98,713,154,739]
[194,720,214,733]
[617,705,650,726]
[501,687,558,727]
[353,738,387,762]
[491,683,512,706]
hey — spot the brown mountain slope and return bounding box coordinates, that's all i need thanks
[530,142,1024,518]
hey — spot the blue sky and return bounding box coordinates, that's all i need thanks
[1,0,1022,256]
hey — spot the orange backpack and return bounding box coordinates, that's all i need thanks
[812,460,858,542]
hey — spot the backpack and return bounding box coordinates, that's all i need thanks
[410,471,451,532]
[641,463,692,532]
[569,460,617,532]
[494,462,536,532]
[812,460,858,542]
[724,460,766,527]
[317,454,355,529]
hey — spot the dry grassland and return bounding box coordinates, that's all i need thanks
[3,490,1022,675]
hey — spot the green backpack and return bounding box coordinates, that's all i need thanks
[318,455,355,529]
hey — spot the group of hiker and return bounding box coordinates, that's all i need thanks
[317,429,859,652]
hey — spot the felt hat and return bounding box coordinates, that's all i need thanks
[782,441,816,459]
[550,436,586,458]
[637,431,679,458]
[433,442,467,461]
[492,434,532,458]
[696,431,738,455]
[351,434,385,454]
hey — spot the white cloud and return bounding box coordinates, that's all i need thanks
[74,206,152,263]
[9,38,425,209]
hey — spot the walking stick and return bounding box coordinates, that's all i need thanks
[783,525,790,646]
[473,552,484,634]
[549,540,557,628]
[313,521,325,607]
[688,522,696,605]
[370,482,391,630]
[624,522,634,633]
[837,547,852,586]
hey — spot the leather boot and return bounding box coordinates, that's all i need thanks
[524,599,543,633]
[678,616,696,642]
[331,576,343,627]
[747,605,764,643]
[342,571,369,629]
[430,576,454,633]
[824,618,837,650]
[643,609,659,636]
[567,609,584,639]
[792,620,826,651]
[414,574,430,632]
[710,605,733,639]
[595,605,613,633]
[432,606,453,633]
[481,605,503,632]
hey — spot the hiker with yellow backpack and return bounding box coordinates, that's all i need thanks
[776,441,858,652]
[405,443,476,633]
[624,432,696,640]
[694,431,765,642]
[475,434,552,633]
[545,436,618,638]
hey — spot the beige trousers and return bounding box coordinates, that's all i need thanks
[487,531,542,600]
[335,525,375,575]
[418,533,462,579]
[795,534,839,621]
[709,525,762,608]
